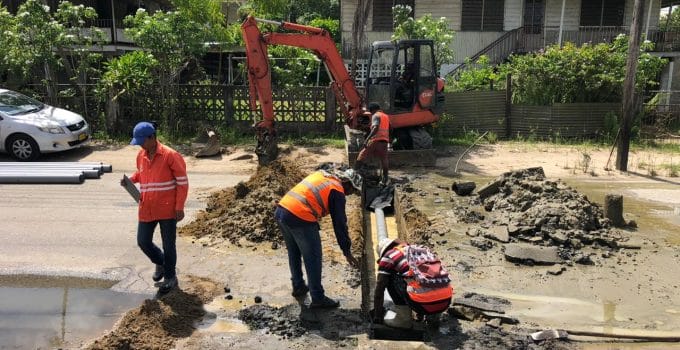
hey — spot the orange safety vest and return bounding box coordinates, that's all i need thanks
[394,244,453,314]
[129,141,189,222]
[278,171,345,222]
[372,111,390,142]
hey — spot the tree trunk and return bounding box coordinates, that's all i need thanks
[616,0,645,171]
[350,0,372,80]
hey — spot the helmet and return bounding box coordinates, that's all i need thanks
[376,237,396,257]
[316,162,362,191]
[335,168,362,191]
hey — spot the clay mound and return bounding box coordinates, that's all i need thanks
[180,159,306,245]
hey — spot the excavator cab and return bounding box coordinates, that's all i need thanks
[365,40,443,149]
[366,40,441,115]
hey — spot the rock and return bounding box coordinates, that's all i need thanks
[486,318,502,328]
[477,180,501,200]
[254,296,262,303]
[547,265,566,275]
[504,243,561,265]
[484,225,509,243]
[452,181,476,196]
[226,294,233,300]
[604,193,626,227]
[231,154,254,161]
[224,287,231,293]
[453,292,511,314]
[471,237,494,251]
[448,305,481,321]
[618,239,642,249]
[434,197,444,204]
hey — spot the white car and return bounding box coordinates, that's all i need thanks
[0,89,90,161]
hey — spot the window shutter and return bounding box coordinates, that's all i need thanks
[462,0,483,31]
[483,0,505,31]
[601,0,625,26]
[373,0,393,31]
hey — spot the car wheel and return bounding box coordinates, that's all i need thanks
[7,134,40,161]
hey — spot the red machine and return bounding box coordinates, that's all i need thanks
[241,16,445,164]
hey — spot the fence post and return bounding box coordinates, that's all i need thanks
[505,74,512,138]
[225,85,234,128]
[324,87,337,132]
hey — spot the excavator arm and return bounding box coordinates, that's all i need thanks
[241,16,367,164]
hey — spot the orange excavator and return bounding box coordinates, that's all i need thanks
[241,16,445,165]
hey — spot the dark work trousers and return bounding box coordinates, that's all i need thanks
[137,219,177,279]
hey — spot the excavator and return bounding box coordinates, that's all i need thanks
[241,15,445,165]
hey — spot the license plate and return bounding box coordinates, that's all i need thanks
[79,133,87,141]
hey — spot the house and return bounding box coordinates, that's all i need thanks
[340,0,680,91]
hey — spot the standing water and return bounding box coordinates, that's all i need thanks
[0,275,148,349]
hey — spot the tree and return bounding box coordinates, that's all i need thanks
[121,0,229,132]
[660,6,680,31]
[392,5,455,69]
[3,0,104,111]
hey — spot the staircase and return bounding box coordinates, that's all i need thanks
[447,27,526,79]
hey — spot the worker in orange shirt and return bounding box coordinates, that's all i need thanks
[121,121,189,294]
[354,102,390,185]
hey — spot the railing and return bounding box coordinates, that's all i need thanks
[642,90,680,141]
[446,27,524,78]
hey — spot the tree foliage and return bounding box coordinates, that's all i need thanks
[450,35,666,106]
[392,5,455,68]
[239,0,339,23]
[660,6,680,31]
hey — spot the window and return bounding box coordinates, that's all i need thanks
[524,0,544,34]
[580,0,625,27]
[461,0,505,31]
[372,0,415,31]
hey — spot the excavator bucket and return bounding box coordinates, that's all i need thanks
[195,130,222,158]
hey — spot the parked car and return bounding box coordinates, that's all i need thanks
[0,89,90,161]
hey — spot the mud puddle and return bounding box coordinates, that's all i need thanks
[0,275,147,349]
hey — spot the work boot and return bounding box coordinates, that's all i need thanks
[152,264,164,282]
[309,296,340,309]
[158,276,178,294]
[291,285,309,297]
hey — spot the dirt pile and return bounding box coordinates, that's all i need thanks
[238,304,307,339]
[86,276,222,350]
[180,159,306,245]
[463,168,632,264]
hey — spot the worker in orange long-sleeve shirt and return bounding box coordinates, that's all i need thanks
[121,121,188,294]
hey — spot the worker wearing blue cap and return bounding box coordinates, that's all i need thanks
[121,121,189,294]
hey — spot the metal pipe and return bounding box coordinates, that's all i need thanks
[0,173,84,184]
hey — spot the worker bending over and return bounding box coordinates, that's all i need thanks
[275,164,361,308]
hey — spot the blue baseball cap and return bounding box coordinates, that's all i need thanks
[130,122,156,145]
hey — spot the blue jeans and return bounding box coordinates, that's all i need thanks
[276,219,325,302]
[137,219,177,279]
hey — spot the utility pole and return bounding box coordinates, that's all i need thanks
[616,0,645,171]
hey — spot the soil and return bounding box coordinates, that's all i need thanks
[83,142,680,350]
[179,158,306,246]
[86,275,223,350]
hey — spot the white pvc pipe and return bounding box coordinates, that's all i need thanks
[0,173,85,184]
[645,0,653,39]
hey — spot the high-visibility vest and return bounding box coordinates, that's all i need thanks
[393,244,453,314]
[278,171,344,222]
[129,141,189,222]
[373,111,390,142]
